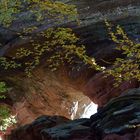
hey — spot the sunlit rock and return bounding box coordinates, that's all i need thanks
[70,101,98,119]
[80,102,98,118]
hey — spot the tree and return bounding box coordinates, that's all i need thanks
[105,20,140,86]
[0,1,139,86]
[0,0,101,76]
[0,0,77,27]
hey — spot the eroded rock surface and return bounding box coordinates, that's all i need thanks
[4,67,139,126]
[7,88,140,140]
[0,0,140,131]
[4,69,95,125]
[83,73,139,107]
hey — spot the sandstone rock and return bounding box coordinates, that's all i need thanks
[0,0,139,71]
[7,116,92,140]
[7,88,140,140]
[83,73,139,107]
[3,69,95,125]
[0,0,140,140]
[135,128,140,140]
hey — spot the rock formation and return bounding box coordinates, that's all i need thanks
[0,0,139,125]
[6,88,140,140]
[3,69,95,125]
[0,0,140,139]
[83,73,139,107]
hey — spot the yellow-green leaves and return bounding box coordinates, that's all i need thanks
[0,0,21,26]
[0,57,21,70]
[105,20,140,86]
[0,82,7,99]
[0,0,77,26]
[0,82,16,132]
[0,105,17,132]
[0,0,79,76]
[0,27,86,76]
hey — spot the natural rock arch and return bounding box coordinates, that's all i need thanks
[0,0,140,128]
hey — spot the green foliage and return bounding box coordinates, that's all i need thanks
[1,0,139,133]
[0,105,17,132]
[0,0,77,27]
[0,0,86,76]
[0,0,21,26]
[0,106,10,119]
[0,82,17,132]
[0,57,21,70]
[1,1,139,86]
[0,27,103,76]
[0,82,9,122]
[0,82,7,93]
[105,20,140,86]
[0,82,7,99]
[0,0,104,77]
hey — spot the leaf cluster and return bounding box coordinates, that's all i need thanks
[105,20,140,86]
[0,0,77,27]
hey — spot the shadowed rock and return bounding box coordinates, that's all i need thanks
[91,88,140,134]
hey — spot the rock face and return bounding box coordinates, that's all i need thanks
[90,88,140,134]
[6,115,70,140]
[4,68,95,125]
[0,0,140,129]
[4,68,139,126]
[83,73,139,107]
[0,0,140,46]
[7,88,140,140]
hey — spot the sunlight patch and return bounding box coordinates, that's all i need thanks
[80,102,98,118]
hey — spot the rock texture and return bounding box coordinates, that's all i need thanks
[0,0,140,130]
[6,115,70,140]
[90,88,140,134]
[4,68,95,125]
[3,68,139,126]
[0,0,140,47]
[7,88,140,140]
[83,73,139,107]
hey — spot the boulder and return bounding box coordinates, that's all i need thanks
[7,115,69,140]
[91,88,140,134]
